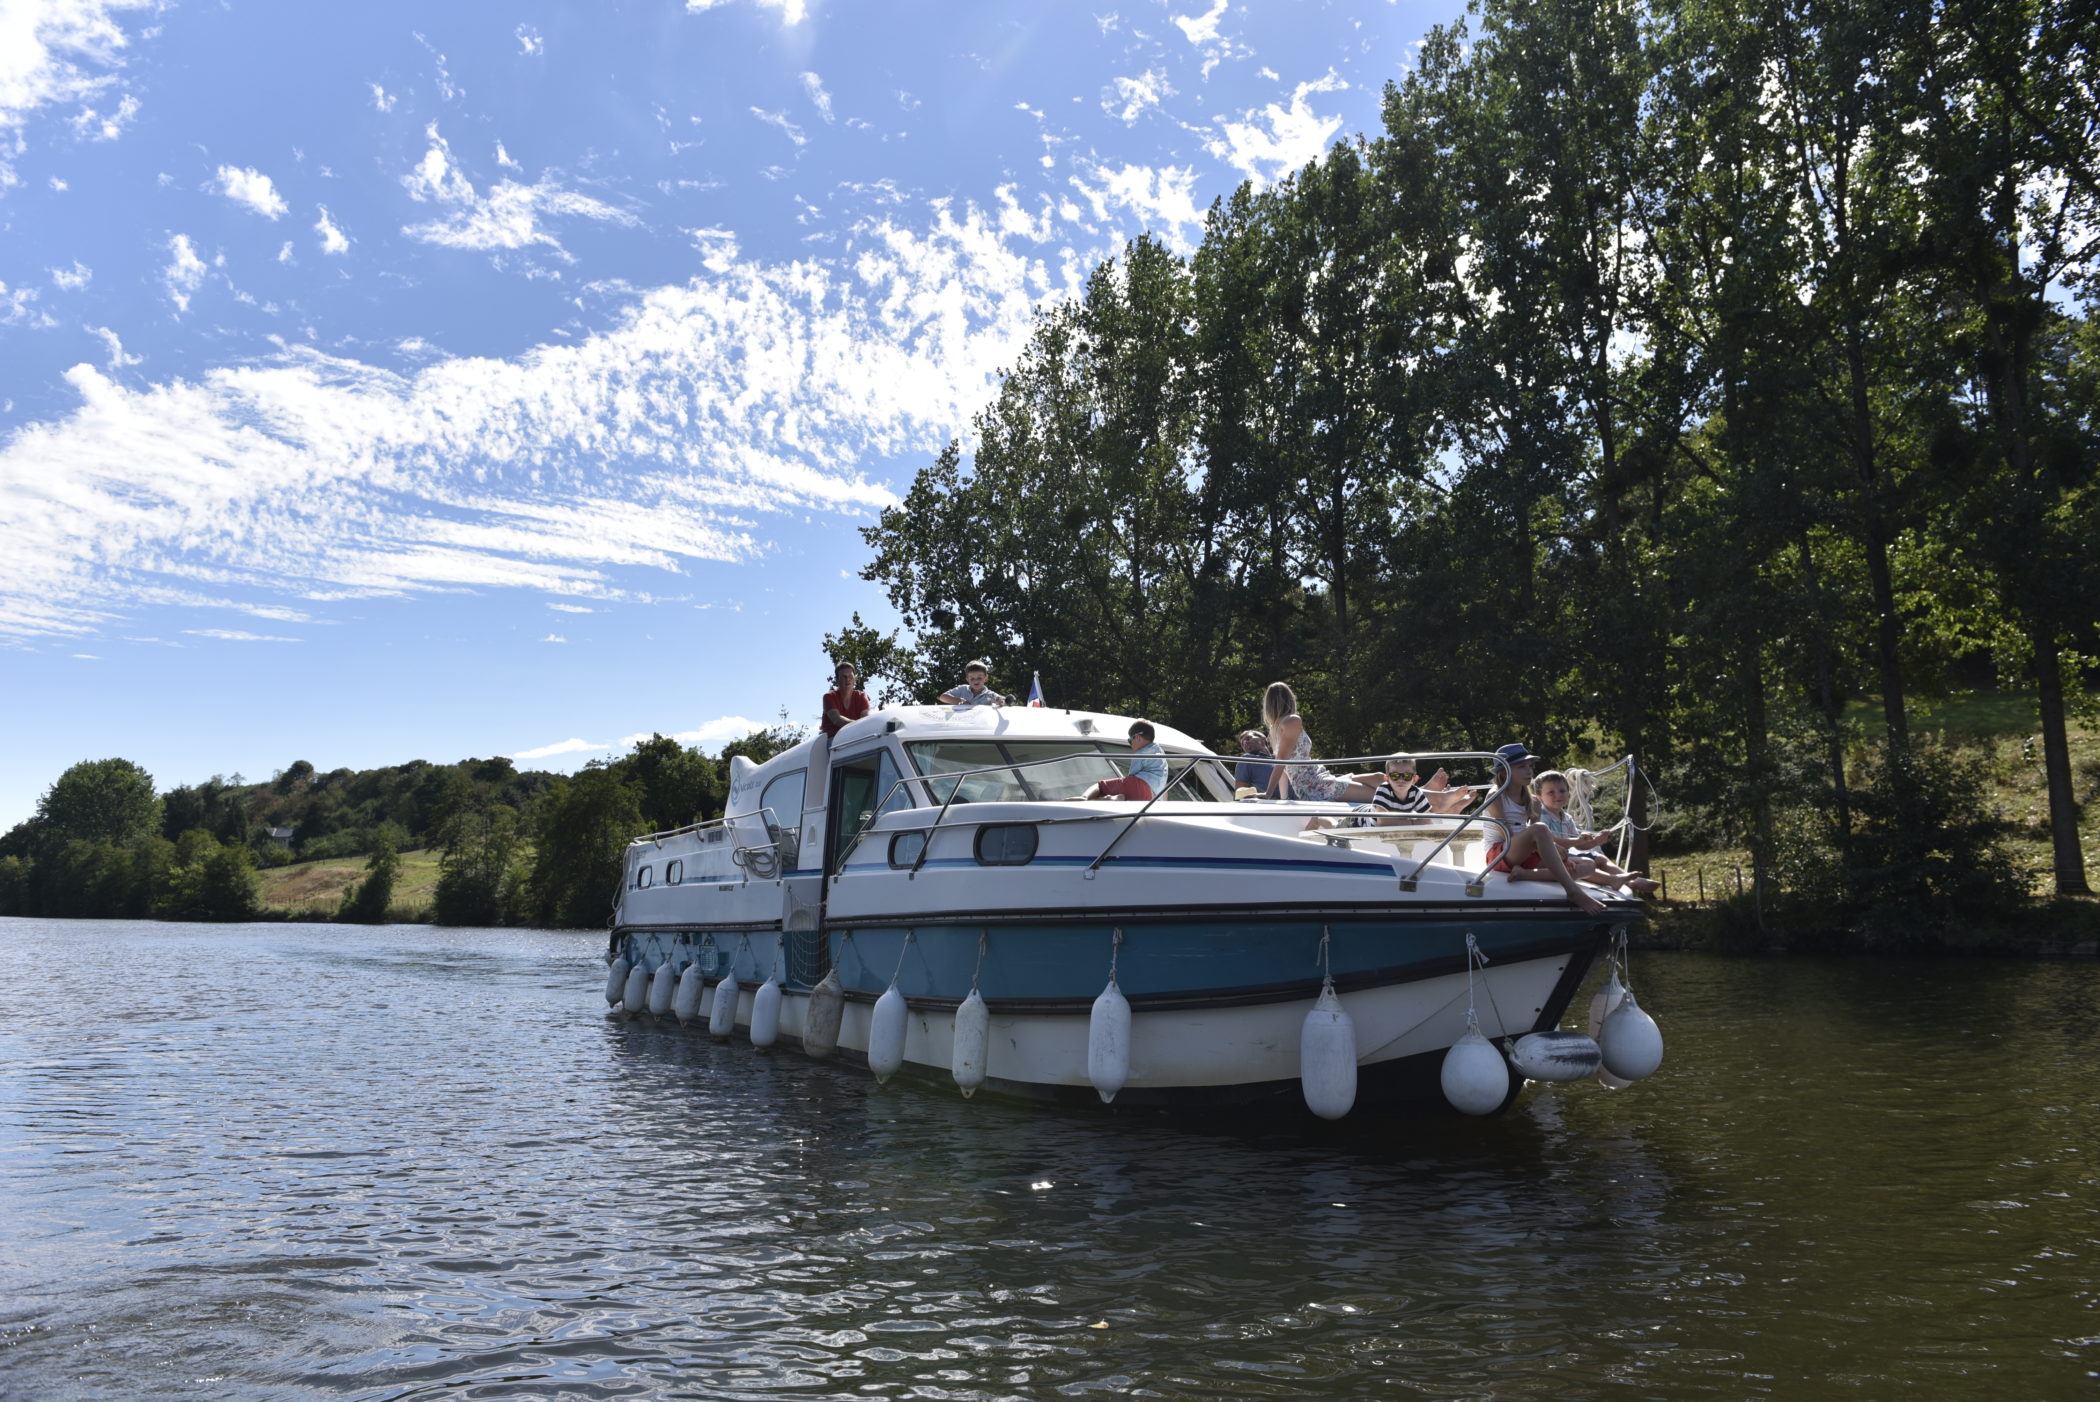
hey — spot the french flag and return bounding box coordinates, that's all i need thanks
[1027,671,1045,707]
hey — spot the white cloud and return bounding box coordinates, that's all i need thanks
[70,90,138,141]
[2,279,54,328]
[618,716,766,749]
[400,125,636,256]
[0,0,152,183]
[49,176,68,190]
[687,227,740,273]
[368,82,395,112]
[751,107,807,148]
[184,628,301,642]
[50,260,91,291]
[548,601,593,612]
[542,632,567,643]
[0,203,1072,639]
[160,233,206,311]
[495,140,520,170]
[1208,72,1347,186]
[1105,69,1173,124]
[686,0,808,25]
[86,324,140,369]
[1172,0,1251,78]
[314,204,350,254]
[515,24,543,56]
[800,72,833,123]
[277,240,294,263]
[212,165,289,219]
[512,736,600,760]
[1067,162,1204,249]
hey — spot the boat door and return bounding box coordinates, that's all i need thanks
[827,745,909,876]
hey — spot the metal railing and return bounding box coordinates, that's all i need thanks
[627,805,788,884]
[840,748,1550,892]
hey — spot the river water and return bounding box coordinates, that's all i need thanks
[0,919,2094,1400]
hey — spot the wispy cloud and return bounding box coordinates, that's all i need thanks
[686,0,808,25]
[183,628,302,642]
[1068,162,1204,249]
[1105,69,1174,125]
[368,81,395,112]
[86,324,141,369]
[750,107,807,148]
[400,124,636,257]
[0,0,152,186]
[1171,0,1250,77]
[160,233,206,312]
[0,203,1070,639]
[542,632,567,643]
[50,260,92,291]
[800,72,834,123]
[515,24,543,56]
[69,91,138,142]
[314,205,350,254]
[212,165,289,219]
[1207,72,1347,186]
[513,714,768,762]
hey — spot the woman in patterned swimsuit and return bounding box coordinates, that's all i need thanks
[1258,682,1379,806]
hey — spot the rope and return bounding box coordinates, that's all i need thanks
[970,929,987,994]
[1108,926,1123,987]
[888,930,915,989]
[1317,925,1336,998]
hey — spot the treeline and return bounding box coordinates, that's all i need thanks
[0,728,801,927]
[851,0,2098,943]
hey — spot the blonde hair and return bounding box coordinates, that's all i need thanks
[1261,681,1297,737]
[1533,769,1569,797]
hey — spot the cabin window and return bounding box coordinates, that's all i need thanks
[975,824,1038,866]
[636,865,654,889]
[666,859,683,885]
[759,769,806,869]
[907,739,1214,802]
[889,830,927,868]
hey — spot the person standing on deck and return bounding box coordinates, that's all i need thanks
[822,661,870,737]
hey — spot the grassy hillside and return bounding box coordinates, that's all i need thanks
[258,847,443,922]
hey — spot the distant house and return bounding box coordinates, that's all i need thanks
[265,827,296,846]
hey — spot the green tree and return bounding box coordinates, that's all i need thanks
[433,803,523,926]
[337,829,400,924]
[613,734,721,832]
[523,765,645,928]
[37,758,160,846]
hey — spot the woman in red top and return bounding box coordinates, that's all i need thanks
[821,661,871,737]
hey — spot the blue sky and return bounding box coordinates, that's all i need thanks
[0,0,1463,828]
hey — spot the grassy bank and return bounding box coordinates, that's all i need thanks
[1638,689,2099,953]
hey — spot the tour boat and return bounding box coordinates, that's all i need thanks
[603,704,1651,1117]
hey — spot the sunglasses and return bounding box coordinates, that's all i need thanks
[1386,769,1418,780]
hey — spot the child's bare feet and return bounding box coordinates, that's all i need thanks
[1628,875,1661,895]
[1572,890,1607,916]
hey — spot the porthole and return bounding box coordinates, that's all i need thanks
[889,831,927,869]
[667,859,684,885]
[974,823,1038,866]
[636,865,654,889]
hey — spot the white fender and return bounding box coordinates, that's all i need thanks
[1510,1030,1603,1083]
[708,970,741,1038]
[1440,1028,1509,1116]
[604,955,630,1007]
[1088,980,1131,1104]
[647,960,677,1017]
[749,977,783,1048]
[868,985,908,1084]
[672,962,705,1023]
[803,968,844,1059]
[1599,987,1664,1081]
[1588,967,1635,1089]
[951,989,990,1097]
[621,960,650,1018]
[1298,984,1358,1120]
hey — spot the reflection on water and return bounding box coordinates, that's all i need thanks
[1,918,2094,1400]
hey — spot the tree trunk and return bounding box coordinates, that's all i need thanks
[1844,327,1910,757]
[2031,622,2094,896]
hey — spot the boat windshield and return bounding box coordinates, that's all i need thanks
[905,740,1211,803]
